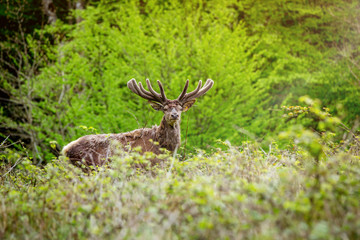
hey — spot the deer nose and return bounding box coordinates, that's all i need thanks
[171,113,179,119]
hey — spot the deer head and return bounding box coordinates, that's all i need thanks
[127,79,214,126]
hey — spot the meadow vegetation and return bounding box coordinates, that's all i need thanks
[1,98,360,239]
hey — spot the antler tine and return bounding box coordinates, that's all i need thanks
[194,79,214,97]
[200,79,212,90]
[127,79,160,102]
[178,80,202,103]
[127,79,139,95]
[180,79,214,103]
[146,79,164,102]
[157,80,167,101]
[184,80,202,100]
[177,79,189,101]
[138,82,154,98]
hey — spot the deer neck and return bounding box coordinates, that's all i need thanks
[156,116,181,152]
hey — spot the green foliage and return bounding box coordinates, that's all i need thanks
[33,0,263,155]
[1,0,358,160]
[280,96,342,159]
[0,0,358,161]
[1,1,360,238]
[1,128,360,239]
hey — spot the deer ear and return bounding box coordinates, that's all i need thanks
[148,101,163,111]
[182,99,196,112]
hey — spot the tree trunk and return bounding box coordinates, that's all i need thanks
[42,0,57,24]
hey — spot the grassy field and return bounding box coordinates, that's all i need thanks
[1,137,359,239]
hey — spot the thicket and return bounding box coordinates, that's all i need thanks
[1,0,359,161]
[1,101,360,239]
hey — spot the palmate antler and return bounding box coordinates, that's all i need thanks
[127,78,168,103]
[177,79,214,103]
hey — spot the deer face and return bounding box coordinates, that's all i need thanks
[149,100,196,126]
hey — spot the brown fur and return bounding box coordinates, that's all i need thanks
[62,106,181,167]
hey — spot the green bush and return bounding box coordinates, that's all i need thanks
[33,0,261,157]
[1,127,359,239]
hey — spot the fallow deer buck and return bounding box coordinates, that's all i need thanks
[62,78,214,167]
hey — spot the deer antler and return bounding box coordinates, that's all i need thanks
[177,79,214,103]
[127,78,168,103]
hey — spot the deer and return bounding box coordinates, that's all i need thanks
[62,78,214,168]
